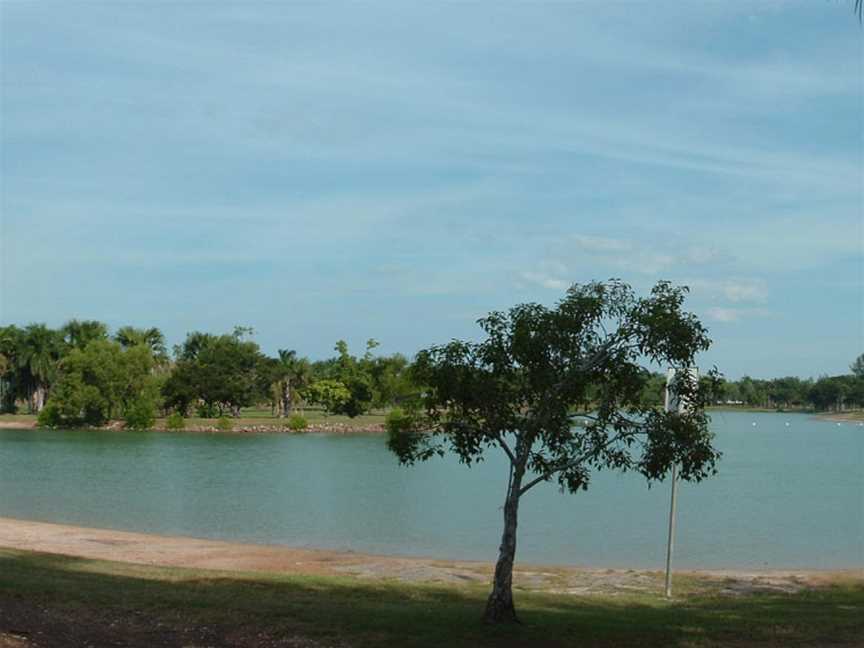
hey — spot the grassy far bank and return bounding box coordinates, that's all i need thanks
[3,406,862,434]
[0,549,861,648]
[0,406,388,432]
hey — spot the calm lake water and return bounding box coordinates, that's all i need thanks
[0,411,861,569]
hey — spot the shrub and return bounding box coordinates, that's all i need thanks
[287,414,308,432]
[216,416,233,432]
[196,403,217,418]
[124,398,157,430]
[37,403,62,428]
[166,412,185,430]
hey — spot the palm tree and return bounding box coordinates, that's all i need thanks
[17,324,63,412]
[62,319,108,350]
[114,326,168,363]
[276,349,296,418]
[274,350,313,417]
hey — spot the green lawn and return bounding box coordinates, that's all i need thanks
[0,549,861,647]
[0,406,389,431]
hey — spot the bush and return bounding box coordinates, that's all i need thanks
[216,416,233,431]
[196,403,217,418]
[36,403,62,428]
[165,412,185,430]
[287,414,308,432]
[124,398,157,430]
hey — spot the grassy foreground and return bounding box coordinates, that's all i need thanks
[0,549,861,647]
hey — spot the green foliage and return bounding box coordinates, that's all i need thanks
[393,280,720,486]
[216,416,233,432]
[385,407,425,459]
[114,326,168,363]
[305,379,351,415]
[388,280,720,620]
[47,341,157,427]
[36,402,62,428]
[287,414,308,431]
[61,320,108,351]
[123,397,157,430]
[16,324,65,412]
[165,412,185,430]
[196,403,218,418]
[851,353,864,378]
[163,330,268,416]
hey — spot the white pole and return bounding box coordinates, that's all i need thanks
[664,368,678,599]
[665,462,678,598]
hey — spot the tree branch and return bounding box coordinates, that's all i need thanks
[496,433,516,463]
[518,430,634,496]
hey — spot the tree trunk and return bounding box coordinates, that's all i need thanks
[32,386,45,413]
[281,380,291,418]
[483,460,526,624]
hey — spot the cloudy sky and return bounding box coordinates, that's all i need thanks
[1,1,861,378]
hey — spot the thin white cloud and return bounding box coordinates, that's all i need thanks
[519,271,570,291]
[687,278,769,304]
[706,307,771,323]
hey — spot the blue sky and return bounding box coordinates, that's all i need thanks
[0,1,861,379]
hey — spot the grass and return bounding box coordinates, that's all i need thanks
[0,406,388,432]
[0,548,861,647]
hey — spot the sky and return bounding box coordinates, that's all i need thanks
[0,1,861,379]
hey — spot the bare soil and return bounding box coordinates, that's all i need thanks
[0,518,857,596]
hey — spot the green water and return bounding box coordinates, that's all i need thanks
[0,411,861,568]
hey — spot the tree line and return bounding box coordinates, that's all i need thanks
[1,320,861,429]
[0,321,415,428]
[712,364,864,412]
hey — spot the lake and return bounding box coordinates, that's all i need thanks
[0,411,861,569]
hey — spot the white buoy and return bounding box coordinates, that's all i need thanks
[785,422,790,427]
[752,421,757,426]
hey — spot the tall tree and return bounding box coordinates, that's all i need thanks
[388,281,720,623]
[114,326,168,363]
[0,325,23,412]
[17,324,64,412]
[61,319,108,350]
[44,340,157,426]
[275,349,299,417]
[850,353,864,378]
[163,330,266,417]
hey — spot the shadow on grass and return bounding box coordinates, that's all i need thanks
[0,549,861,647]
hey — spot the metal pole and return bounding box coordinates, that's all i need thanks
[664,367,677,599]
[665,461,678,598]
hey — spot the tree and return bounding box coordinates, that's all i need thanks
[114,326,168,363]
[44,340,157,426]
[850,354,864,378]
[163,330,266,416]
[305,379,351,415]
[0,325,24,412]
[369,352,416,408]
[61,319,108,350]
[271,349,311,417]
[318,339,376,417]
[17,324,64,412]
[387,280,720,623]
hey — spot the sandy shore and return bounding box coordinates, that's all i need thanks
[1,517,859,596]
[0,421,36,429]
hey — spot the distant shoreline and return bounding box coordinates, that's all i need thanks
[2,407,862,434]
[0,419,384,434]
